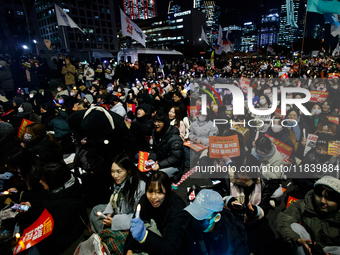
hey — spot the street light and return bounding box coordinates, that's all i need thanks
[33,40,37,44]
[199,38,202,41]
[33,40,38,55]
[22,45,28,49]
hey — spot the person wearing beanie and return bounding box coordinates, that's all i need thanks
[184,189,249,255]
[146,111,184,181]
[277,176,340,255]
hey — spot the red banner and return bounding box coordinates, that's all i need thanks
[126,103,136,113]
[265,134,293,163]
[209,135,240,158]
[138,151,150,172]
[310,90,329,103]
[17,119,34,141]
[14,209,54,254]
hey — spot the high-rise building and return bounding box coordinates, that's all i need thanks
[278,0,306,48]
[123,0,157,20]
[313,24,325,41]
[34,0,118,52]
[240,22,257,52]
[168,3,181,14]
[194,0,221,44]
[259,9,280,47]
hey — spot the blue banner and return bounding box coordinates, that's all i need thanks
[307,0,340,14]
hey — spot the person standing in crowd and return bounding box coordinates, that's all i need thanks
[61,58,76,91]
[84,63,95,88]
[0,59,15,99]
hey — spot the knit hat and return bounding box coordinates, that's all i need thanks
[0,122,14,139]
[314,176,340,194]
[84,94,94,104]
[13,97,24,107]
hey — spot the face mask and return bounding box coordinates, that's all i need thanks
[70,92,75,96]
[261,82,265,85]
[198,115,206,122]
[18,107,24,113]
[332,86,338,90]
[41,92,44,96]
[186,81,189,85]
[29,94,34,98]
[57,88,61,92]
[259,99,266,105]
[192,214,218,232]
[286,106,290,111]
[272,124,282,133]
[118,89,121,92]
[59,99,64,104]
[274,82,279,85]
[23,133,32,142]
[312,108,321,115]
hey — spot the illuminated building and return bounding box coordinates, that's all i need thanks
[258,9,280,47]
[123,0,157,20]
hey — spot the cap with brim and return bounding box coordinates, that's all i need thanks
[184,189,223,220]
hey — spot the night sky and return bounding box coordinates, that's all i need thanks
[114,0,331,39]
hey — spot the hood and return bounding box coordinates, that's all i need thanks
[136,103,152,116]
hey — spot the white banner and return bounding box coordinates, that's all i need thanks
[120,9,146,47]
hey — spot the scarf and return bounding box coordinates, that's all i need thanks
[285,116,301,141]
[253,143,277,162]
[109,180,126,214]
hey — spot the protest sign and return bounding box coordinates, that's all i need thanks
[304,134,318,156]
[138,151,150,172]
[265,134,293,163]
[184,141,207,152]
[209,135,240,158]
[326,116,339,125]
[286,196,298,208]
[187,105,200,117]
[126,103,136,113]
[17,119,34,141]
[14,209,54,255]
[328,140,340,156]
[310,90,329,103]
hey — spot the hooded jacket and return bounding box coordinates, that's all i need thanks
[189,120,219,146]
[130,104,154,152]
[276,190,340,248]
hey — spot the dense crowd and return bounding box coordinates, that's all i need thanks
[0,53,340,255]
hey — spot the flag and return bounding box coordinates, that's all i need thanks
[286,0,298,28]
[120,9,146,47]
[325,14,340,37]
[333,42,340,57]
[267,45,276,55]
[201,26,209,45]
[54,4,84,34]
[307,0,340,14]
[217,25,223,47]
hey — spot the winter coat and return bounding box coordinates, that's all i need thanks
[189,120,219,146]
[17,176,86,255]
[102,180,146,230]
[170,119,186,141]
[185,209,249,255]
[276,190,340,248]
[124,191,188,255]
[84,66,95,81]
[130,104,154,152]
[48,116,70,140]
[149,125,184,172]
[61,63,76,85]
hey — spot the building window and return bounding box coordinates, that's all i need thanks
[77,42,83,49]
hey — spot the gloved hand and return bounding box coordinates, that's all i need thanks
[246,204,258,217]
[130,218,146,242]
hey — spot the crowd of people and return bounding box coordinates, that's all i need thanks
[0,53,340,255]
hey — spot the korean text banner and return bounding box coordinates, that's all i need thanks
[14,209,54,254]
[120,9,146,47]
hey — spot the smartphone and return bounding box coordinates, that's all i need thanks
[11,203,30,211]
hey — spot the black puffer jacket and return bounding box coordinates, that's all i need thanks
[130,104,154,152]
[149,125,184,174]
